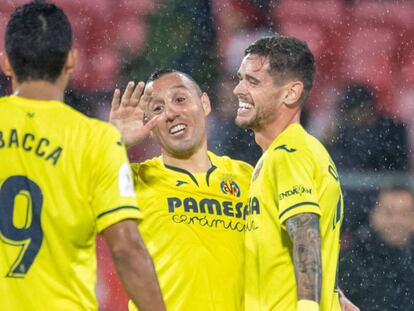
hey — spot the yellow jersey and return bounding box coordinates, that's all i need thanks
[245,123,343,311]
[0,96,141,310]
[128,152,253,311]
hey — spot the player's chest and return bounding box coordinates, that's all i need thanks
[136,173,250,232]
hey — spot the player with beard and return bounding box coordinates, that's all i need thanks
[233,35,349,311]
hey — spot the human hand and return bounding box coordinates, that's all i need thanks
[109,81,159,148]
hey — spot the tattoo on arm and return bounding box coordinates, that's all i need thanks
[286,213,322,303]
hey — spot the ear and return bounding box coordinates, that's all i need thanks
[201,92,211,117]
[64,48,77,74]
[1,53,13,77]
[283,81,304,107]
[369,206,379,230]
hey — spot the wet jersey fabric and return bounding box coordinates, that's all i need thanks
[129,152,253,311]
[0,96,141,310]
[245,123,343,311]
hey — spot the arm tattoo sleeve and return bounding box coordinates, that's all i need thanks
[286,213,322,303]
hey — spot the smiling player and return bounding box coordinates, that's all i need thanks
[110,69,253,311]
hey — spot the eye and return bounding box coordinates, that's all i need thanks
[176,97,186,103]
[152,105,164,114]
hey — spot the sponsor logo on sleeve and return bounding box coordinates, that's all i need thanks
[252,157,264,182]
[279,185,312,200]
[118,162,136,197]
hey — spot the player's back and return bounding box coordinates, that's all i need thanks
[0,96,135,310]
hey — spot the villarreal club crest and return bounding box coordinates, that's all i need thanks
[220,179,241,197]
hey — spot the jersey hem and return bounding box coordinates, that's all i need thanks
[97,205,141,219]
[279,202,321,225]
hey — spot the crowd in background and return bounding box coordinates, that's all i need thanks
[1,0,413,309]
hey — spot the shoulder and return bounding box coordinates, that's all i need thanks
[47,101,118,137]
[0,96,8,105]
[130,157,161,177]
[52,100,95,126]
[209,151,254,176]
[271,126,326,162]
[87,118,119,136]
[78,118,126,155]
[46,102,122,144]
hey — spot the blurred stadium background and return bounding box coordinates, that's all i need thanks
[1,0,414,309]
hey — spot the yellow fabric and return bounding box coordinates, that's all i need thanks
[0,96,141,310]
[245,124,343,311]
[128,152,253,311]
[297,300,320,311]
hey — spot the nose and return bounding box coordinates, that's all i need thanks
[164,102,180,122]
[233,80,245,97]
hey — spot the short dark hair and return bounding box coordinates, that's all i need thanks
[5,0,72,83]
[147,68,203,96]
[380,185,414,197]
[245,35,315,104]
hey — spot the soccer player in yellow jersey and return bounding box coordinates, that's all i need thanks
[233,35,351,311]
[0,2,165,310]
[109,69,253,310]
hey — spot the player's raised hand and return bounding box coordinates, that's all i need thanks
[109,81,159,148]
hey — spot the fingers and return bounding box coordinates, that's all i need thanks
[111,88,121,111]
[130,81,145,107]
[116,81,151,109]
[142,114,160,132]
[139,84,153,110]
[121,81,136,106]
[120,81,149,108]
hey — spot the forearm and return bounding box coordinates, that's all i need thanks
[102,221,165,311]
[286,213,322,303]
[112,245,165,311]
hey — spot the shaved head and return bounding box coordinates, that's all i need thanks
[147,69,202,97]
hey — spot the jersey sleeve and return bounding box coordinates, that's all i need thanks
[271,147,321,225]
[89,124,142,233]
[130,162,142,185]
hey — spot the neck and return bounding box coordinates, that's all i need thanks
[254,109,301,151]
[162,140,211,174]
[13,80,65,102]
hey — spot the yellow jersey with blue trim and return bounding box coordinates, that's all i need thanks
[0,96,141,310]
[128,151,253,311]
[245,123,343,311]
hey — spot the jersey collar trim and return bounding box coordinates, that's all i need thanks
[164,164,200,186]
[163,155,218,187]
